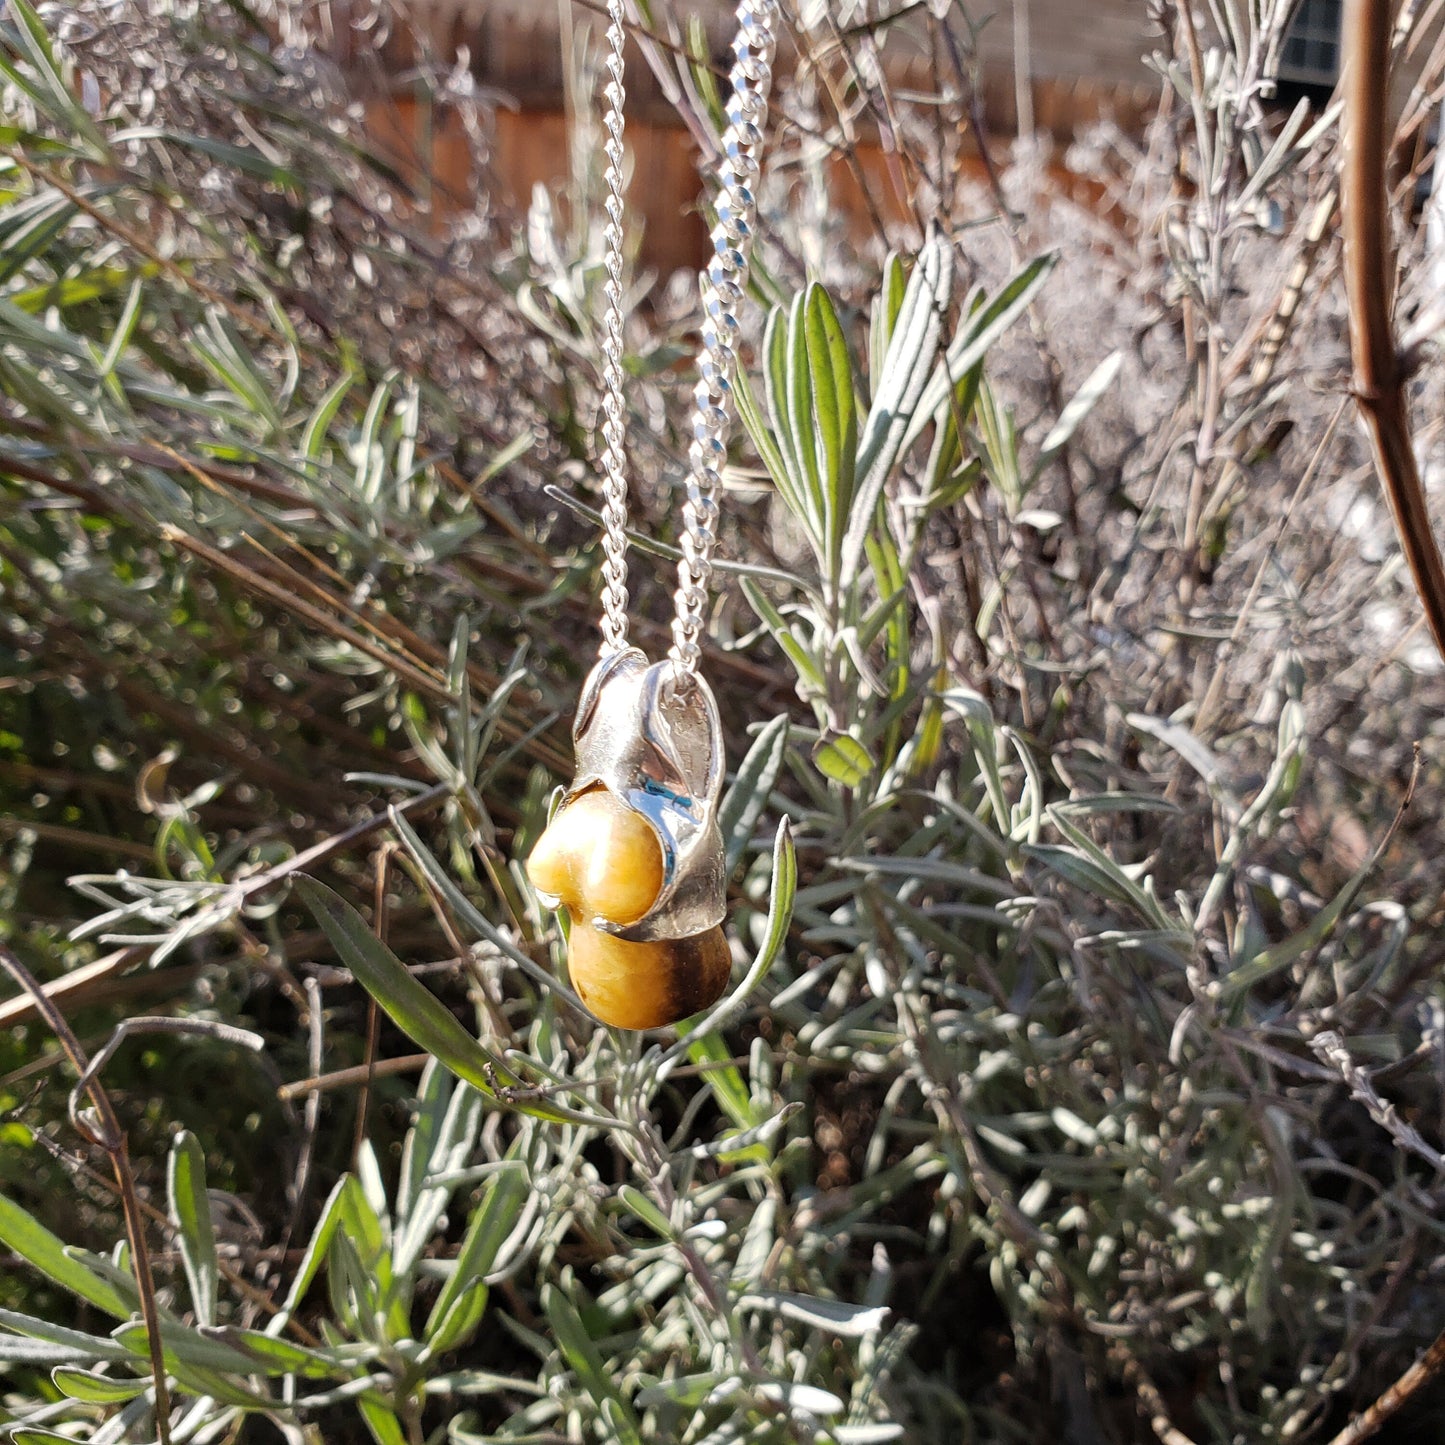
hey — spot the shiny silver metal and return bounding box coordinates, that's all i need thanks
[669,0,780,686]
[559,646,725,941]
[590,0,780,676]
[597,0,631,654]
[560,0,778,943]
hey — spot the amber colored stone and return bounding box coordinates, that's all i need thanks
[526,786,664,927]
[568,921,731,1030]
[527,787,729,1029]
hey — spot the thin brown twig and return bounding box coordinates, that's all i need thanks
[0,785,450,1029]
[279,1051,431,1101]
[354,842,398,1165]
[1342,0,1445,663]
[1326,1329,1445,1445]
[0,944,175,1443]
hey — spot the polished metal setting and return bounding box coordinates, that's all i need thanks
[553,0,778,954]
[556,647,725,942]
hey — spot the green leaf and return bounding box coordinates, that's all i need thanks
[0,1194,131,1319]
[111,1320,257,1376]
[424,1162,529,1346]
[1220,844,1379,1004]
[0,1336,105,1368]
[358,1393,409,1445]
[190,310,284,437]
[425,1279,489,1358]
[842,233,954,589]
[718,714,790,875]
[686,1029,755,1130]
[336,1173,388,1272]
[904,251,1059,457]
[1046,807,1176,931]
[205,1326,354,1379]
[784,291,825,535]
[542,1284,643,1445]
[673,818,796,1062]
[356,369,401,503]
[0,0,110,155]
[812,733,877,788]
[302,369,359,462]
[51,1365,148,1402]
[267,1174,347,1334]
[295,876,557,1117]
[868,251,909,384]
[802,282,858,577]
[739,577,825,696]
[1029,349,1122,484]
[617,1185,674,1240]
[0,1308,129,1364]
[763,303,820,541]
[168,1129,218,1326]
[125,127,302,188]
[735,360,809,529]
[99,275,145,379]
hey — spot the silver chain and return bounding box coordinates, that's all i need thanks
[594,0,780,681]
[597,0,631,654]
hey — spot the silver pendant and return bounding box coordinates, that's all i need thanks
[559,647,726,942]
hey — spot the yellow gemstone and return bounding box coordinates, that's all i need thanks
[526,787,664,927]
[568,922,732,1030]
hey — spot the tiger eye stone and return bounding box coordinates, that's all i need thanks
[526,788,730,1029]
[568,922,732,1031]
[526,787,664,927]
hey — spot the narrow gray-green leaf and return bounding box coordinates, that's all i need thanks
[868,251,909,384]
[718,714,790,875]
[1029,349,1122,485]
[51,1365,148,1402]
[0,1195,131,1319]
[665,818,795,1065]
[736,353,809,530]
[295,876,556,1115]
[112,1320,257,1375]
[424,1162,530,1344]
[784,290,826,533]
[267,1173,347,1334]
[740,1290,890,1338]
[803,282,858,575]
[843,232,953,589]
[0,1309,129,1364]
[358,1393,409,1445]
[0,1336,103,1367]
[205,1325,354,1379]
[2,0,111,154]
[903,251,1058,456]
[167,1129,218,1326]
[763,305,818,539]
[542,1284,643,1445]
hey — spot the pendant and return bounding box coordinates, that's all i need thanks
[527,647,730,1029]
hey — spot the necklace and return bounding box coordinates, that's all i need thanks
[526,0,779,1030]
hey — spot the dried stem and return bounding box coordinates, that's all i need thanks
[1325,1329,1445,1445]
[0,944,175,1444]
[1342,0,1445,662]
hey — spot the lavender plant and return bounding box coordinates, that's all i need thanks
[2,2,1443,1443]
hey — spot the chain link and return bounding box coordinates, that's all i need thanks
[669,0,780,685]
[594,0,779,676]
[597,0,631,654]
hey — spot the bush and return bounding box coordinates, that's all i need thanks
[1,2,1443,1442]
